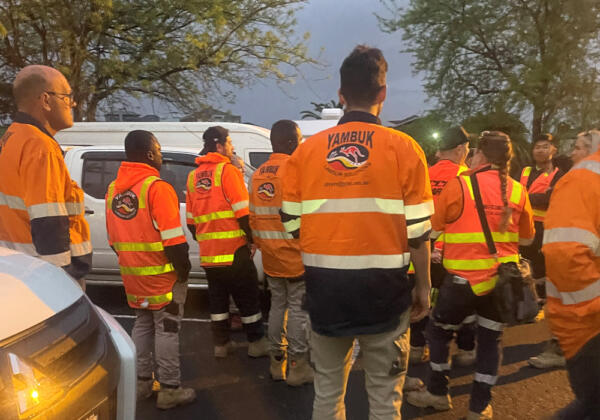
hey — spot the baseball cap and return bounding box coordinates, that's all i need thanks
[438,126,470,151]
[533,133,554,145]
[200,126,229,155]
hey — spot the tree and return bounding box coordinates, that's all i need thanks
[0,0,314,121]
[392,111,451,163]
[300,99,342,119]
[377,0,600,139]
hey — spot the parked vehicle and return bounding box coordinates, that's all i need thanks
[0,247,136,419]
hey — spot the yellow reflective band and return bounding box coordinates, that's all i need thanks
[120,263,174,275]
[509,181,523,205]
[444,232,519,244]
[187,170,195,193]
[462,176,475,200]
[522,167,532,177]
[201,254,235,264]
[113,241,164,252]
[443,254,519,270]
[533,209,547,218]
[283,218,300,233]
[232,200,249,212]
[126,292,173,305]
[214,162,225,187]
[457,165,468,175]
[139,176,160,209]
[471,276,498,295]
[193,210,236,224]
[196,229,245,241]
[107,182,116,208]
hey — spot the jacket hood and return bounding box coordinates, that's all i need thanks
[195,152,230,166]
[114,161,160,193]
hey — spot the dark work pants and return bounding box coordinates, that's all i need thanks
[426,274,504,414]
[520,220,545,280]
[205,246,264,346]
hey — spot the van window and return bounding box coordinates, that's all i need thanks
[248,152,271,170]
[81,152,196,203]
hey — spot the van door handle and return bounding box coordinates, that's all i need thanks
[85,207,95,215]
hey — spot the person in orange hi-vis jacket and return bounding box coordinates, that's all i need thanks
[186,126,269,359]
[105,130,196,409]
[0,65,91,289]
[281,45,433,420]
[542,149,600,419]
[249,119,314,386]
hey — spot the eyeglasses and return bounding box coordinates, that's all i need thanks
[46,91,76,105]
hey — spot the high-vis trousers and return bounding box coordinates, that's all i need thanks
[132,281,187,387]
[310,308,411,420]
[267,275,309,357]
[426,275,504,414]
[205,246,264,345]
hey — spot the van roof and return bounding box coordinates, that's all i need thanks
[62,121,270,135]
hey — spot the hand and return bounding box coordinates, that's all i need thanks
[249,243,257,259]
[410,285,430,322]
[431,248,442,264]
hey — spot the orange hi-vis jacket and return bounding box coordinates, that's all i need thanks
[520,166,559,222]
[186,153,249,267]
[106,162,186,310]
[543,151,600,359]
[249,153,303,278]
[0,113,92,279]
[281,111,433,336]
[432,166,535,296]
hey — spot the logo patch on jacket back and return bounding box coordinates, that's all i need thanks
[112,190,139,220]
[196,177,212,192]
[257,182,275,200]
[326,144,369,171]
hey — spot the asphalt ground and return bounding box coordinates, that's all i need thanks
[87,285,574,420]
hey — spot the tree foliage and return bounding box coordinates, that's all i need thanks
[300,99,342,119]
[378,0,600,139]
[0,0,313,121]
[392,111,451,163]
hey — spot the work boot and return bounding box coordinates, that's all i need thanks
[248,336,270,358]
[156,387,196,410]
[466,404,493,419]
[137,378,153,401]
[405,389,452,411]
[214,341,233,358]
[286,355,314,386]
[528,339,566,369]
[409,345,430,364]
[454,348,476,367]
[403,376,425,392]
[270,353,287,381]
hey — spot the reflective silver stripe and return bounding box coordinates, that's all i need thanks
[28,202,69,219]
[210,313,230,321]
[301,197,405,215]
[254,230,294,240]
[405,200,435,220]
[545,279,600,305]
[574,159,600,175]
[250,206,281,215]
[282,200,302,216]
[407,219,431,239]
[70,241,92,256]
[474,373,498,385]
[283,218,301,233]
[160,227,184,241]
[231,200,249,212]
[302,252,410,269]
[477,315,503,331]
[241,313,262,323]
[430,362,451,372]
[39,251,71,267]
[430,229,443,240]
[0,192,27,211]
[544,227,600,255]
[433,322,461,331]
[0,240,36,255]
[463,314,477,324]
[65,202,84,215]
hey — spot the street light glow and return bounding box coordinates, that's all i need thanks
[432,131,440,140]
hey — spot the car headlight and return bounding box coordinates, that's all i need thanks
[8,353,63,418]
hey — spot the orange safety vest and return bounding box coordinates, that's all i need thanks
[106,172,178,310]
[543,151,600,359]
[186,153,248,267]
[249,153,303,278]
[443,170,527,295]
[520,166,559,222]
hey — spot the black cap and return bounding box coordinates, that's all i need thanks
[439,126,469,151]
[200,126,229,155]
[533,133,554,145]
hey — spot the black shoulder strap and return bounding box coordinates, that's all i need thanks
[470,173,498,257]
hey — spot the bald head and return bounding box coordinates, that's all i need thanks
[13,65,66,108]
